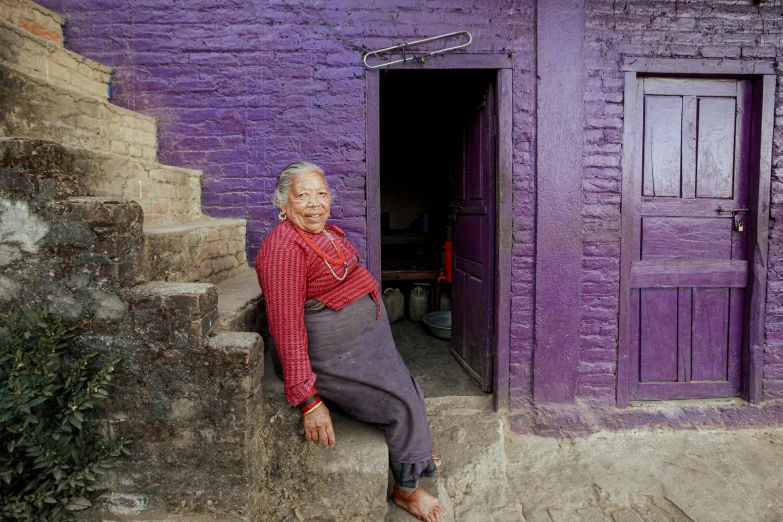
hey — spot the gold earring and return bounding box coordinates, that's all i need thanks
[278,212,287,221]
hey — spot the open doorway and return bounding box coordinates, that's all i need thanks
[379,69,497,398]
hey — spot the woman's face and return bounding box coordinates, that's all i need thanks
[282,171,331,234]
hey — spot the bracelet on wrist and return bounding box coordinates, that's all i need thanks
[302,401,323,417]
[299,394,323,415]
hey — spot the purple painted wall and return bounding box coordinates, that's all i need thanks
[37,0,538,409]
[35,0,783,431]
[579,1,783,411]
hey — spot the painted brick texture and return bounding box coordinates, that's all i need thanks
[36,0,538,405]
[582,0,783,405]
[34,0,783,413]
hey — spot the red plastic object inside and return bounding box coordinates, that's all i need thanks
[441,241,453,284]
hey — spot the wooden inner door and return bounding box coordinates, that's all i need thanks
[451,79,497,392]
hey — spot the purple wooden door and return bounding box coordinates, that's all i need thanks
[629,78,751,400]
[451,81,496,392]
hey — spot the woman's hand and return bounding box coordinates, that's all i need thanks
[303,404,335,448]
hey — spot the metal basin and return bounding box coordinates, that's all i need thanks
[422,311,452,340]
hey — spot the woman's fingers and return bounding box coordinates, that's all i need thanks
[302,404,335,448]
[318,425,330,448]
[326,423,335,447]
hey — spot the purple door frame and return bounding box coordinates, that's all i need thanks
[618,58,776,408]
[365,54,514,411]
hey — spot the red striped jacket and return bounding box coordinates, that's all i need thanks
[255,221,379,406]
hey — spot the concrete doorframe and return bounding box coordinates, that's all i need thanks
[617,58,776,407]
[365,54,514,411]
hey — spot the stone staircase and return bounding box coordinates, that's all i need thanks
[0,1,263,518]
[0,0,246,284]
[0,2,520,520]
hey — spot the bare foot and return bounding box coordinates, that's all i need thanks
[393,485,446,522]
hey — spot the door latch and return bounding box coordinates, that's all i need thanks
[734,214,745,233]
[716,207,748,233]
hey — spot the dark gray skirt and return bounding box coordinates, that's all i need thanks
[303,295,435,488]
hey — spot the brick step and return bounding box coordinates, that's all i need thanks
[214,267,264,333]
[144,218,248,285]
[0,138,202,227]
[385,396,524,522]
[1,17,112,99]
[0,63,157,160]
[257,365,390,521]
[1,0,64,46]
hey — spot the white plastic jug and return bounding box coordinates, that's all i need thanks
[382,288,405,324]
[439,292,451,311]
[408,286,428,322]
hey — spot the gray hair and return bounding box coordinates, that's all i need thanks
[271,161,328,210]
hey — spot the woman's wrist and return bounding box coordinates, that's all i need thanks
[302,401,323,416]
[298,389,323,415]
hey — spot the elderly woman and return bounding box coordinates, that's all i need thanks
[255,161,445,522]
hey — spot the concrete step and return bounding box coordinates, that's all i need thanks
[214,267,264,333]
[0,63,157,160]
[385,396,525,522]
[144,218,248,285]
[257,367,390,521]
[0,138,202,227]
[1,0,64,46]
[1,17,112,99]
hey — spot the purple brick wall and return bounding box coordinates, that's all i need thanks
[37,0,538,406]
[35,0,783,422]
[580,0,783,405]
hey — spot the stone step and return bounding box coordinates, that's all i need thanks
[214,267,264,333]
[125,281,218,346]
[108,287,263,520]
[1,17,112,99]
[1,0,64,46]
[385,396,525,522]
[257,365,390,521]
[0,63,157,160]
[0,138,202,227]
[144,218,248,285]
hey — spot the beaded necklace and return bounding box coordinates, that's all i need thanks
[295,226,350,281]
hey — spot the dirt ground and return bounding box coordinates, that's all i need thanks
[504,426,783,521]
[387,400,783,521]
[388,321,783,522]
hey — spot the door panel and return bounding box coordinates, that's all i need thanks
[691,287,729,381]
[697,97,736,198]
[629,78,751,400]
[453,214,486,266]
[641,217,731,260]
[643,96,682,197]
[451,80,496,392]
[639,288,678,382]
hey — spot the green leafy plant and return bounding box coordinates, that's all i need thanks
[0,308,130,521]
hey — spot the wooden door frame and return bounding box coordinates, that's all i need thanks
[617,58,776,408]
[365,54,514,411]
